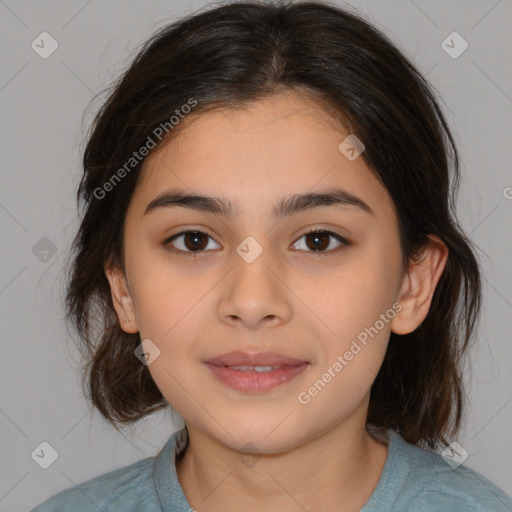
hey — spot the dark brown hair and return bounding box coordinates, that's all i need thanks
[64,0,482,449]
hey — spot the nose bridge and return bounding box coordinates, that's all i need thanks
[231,234,278,299]
[235,237,272,284]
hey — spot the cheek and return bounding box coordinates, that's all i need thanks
[142,315,213,429]
[128,253,217,339]
[299,283,396,416]
[309,246,398,380]
[319,248,397,333]
[127,257,214,396]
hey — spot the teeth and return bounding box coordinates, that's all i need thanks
[228,365,281,372]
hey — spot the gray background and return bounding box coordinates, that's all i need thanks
[1,0,511,510]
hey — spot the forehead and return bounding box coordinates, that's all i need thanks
[130,91,394,220]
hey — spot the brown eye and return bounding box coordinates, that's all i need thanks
[305,232,330,251]
[292,229,349,254]
[182,232,208,251]
[165,230,220,254]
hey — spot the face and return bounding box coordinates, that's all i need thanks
[106,90,416,454]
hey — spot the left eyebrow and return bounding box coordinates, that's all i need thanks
[143,188,374,219]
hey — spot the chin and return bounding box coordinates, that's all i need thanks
[209,416,307,455]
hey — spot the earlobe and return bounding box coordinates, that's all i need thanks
[390,235,448,335]
[104,263,139,333]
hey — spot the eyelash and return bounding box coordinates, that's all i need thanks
[163,228,350,258]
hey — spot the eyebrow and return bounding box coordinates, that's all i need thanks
[143,188,374,219]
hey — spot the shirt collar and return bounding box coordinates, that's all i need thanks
[153,427,190,510]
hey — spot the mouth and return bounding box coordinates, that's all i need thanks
[220,365,291,372]
[204,351,310,392]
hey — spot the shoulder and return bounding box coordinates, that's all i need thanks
[386,431,512,511]
[407,455,512,511]
[30,456,159,512]
[409,465,512,511]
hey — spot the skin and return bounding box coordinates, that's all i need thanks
[105,90,448,511]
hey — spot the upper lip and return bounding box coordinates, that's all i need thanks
[204,351,308,367]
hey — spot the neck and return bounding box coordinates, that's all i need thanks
[176,416,388,512]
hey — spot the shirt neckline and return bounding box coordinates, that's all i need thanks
[153,427,190,510]
[152,426,406,511]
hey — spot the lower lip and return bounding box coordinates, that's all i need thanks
[205,363,309,392]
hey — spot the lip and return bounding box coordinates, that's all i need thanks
[204,350,308,367]
[204,351,310,392]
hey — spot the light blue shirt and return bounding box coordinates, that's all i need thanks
[31,427,512,511]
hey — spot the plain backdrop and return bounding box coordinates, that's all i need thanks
[0,0,511,510]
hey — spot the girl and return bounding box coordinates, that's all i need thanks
[32,1,512,510]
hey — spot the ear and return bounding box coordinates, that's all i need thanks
[391,234,449,335]
[104,263,139,333]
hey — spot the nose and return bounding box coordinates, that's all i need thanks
[217,246,292,331]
